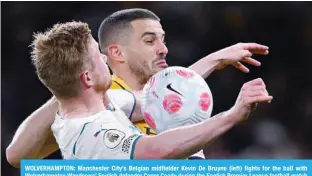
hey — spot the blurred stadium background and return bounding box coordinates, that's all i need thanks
[2,1,312,175]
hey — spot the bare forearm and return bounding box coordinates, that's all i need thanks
[6,97,59,167]
[134,110,238,159]
[188,53,220,79]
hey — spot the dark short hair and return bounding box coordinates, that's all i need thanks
[98,8,160,53]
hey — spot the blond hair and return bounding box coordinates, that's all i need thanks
[31,21,93,98]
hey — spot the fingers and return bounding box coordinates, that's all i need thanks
[252,49,269,55]
[240,50,253,57]
[222,43,269,73]
[249,49,269,55]
[240,43,269,50]
[244,85,267,93]
[233,62,249,73]
[232,78,272,121]
[241,43,269,51]
[240,43,269,54]
[234,49,263,73]
[233,58,261,73]
[247,95,273,104]
[241,57,261,67]
[241,78,272,104]
[243,84,268,99]
[244,89,268,98]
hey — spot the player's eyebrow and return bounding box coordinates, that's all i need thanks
[141,32,165,38]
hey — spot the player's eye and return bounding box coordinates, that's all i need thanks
[145,40,154,45]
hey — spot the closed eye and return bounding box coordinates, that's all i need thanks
[145,40,154,45]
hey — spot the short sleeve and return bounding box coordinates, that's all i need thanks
[73,111,143,159]
[106,89,136,120]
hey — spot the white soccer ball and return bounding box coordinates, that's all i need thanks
[140,66,213,134]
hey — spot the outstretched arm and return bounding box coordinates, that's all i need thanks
[125,79,272,159]
[133,78,273,159]
[6,97,59,168]
[74,79,272,160]
[188,43,269,79]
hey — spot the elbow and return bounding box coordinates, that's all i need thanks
[6,146,20,168]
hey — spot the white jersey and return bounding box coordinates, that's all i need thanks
[51,89,143,159]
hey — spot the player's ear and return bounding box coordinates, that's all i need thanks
[80,71,94,88]
[106,44,125,63]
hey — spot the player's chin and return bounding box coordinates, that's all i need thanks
[155,65,168,71]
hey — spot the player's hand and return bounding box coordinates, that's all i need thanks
[213,43,269,73]
[230,78,273,122]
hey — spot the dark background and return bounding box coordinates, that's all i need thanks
[2,1,312,175]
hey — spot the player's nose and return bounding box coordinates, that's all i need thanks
[156,41,168,56]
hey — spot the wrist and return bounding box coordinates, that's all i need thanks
[225,108,246,124]
[207,52,228,71]
[205,52,222,62]
[202,53,221,70]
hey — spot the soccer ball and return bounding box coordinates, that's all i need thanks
[140,66,213,134]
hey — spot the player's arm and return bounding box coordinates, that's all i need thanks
[77,109,236,159]
[97,78,272,159]
[133,78,272,159]
[110,90,206,159]
[6,97,59,168]
[134,110,234,159]
[188,43,269,79]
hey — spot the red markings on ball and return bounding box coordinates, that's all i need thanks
[200,92,211,111]
[163,94,183,114]
[176,70,194,78]
[143,112,156,130]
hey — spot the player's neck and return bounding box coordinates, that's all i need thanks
[57,91,106,119]
[114,67,144,90]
